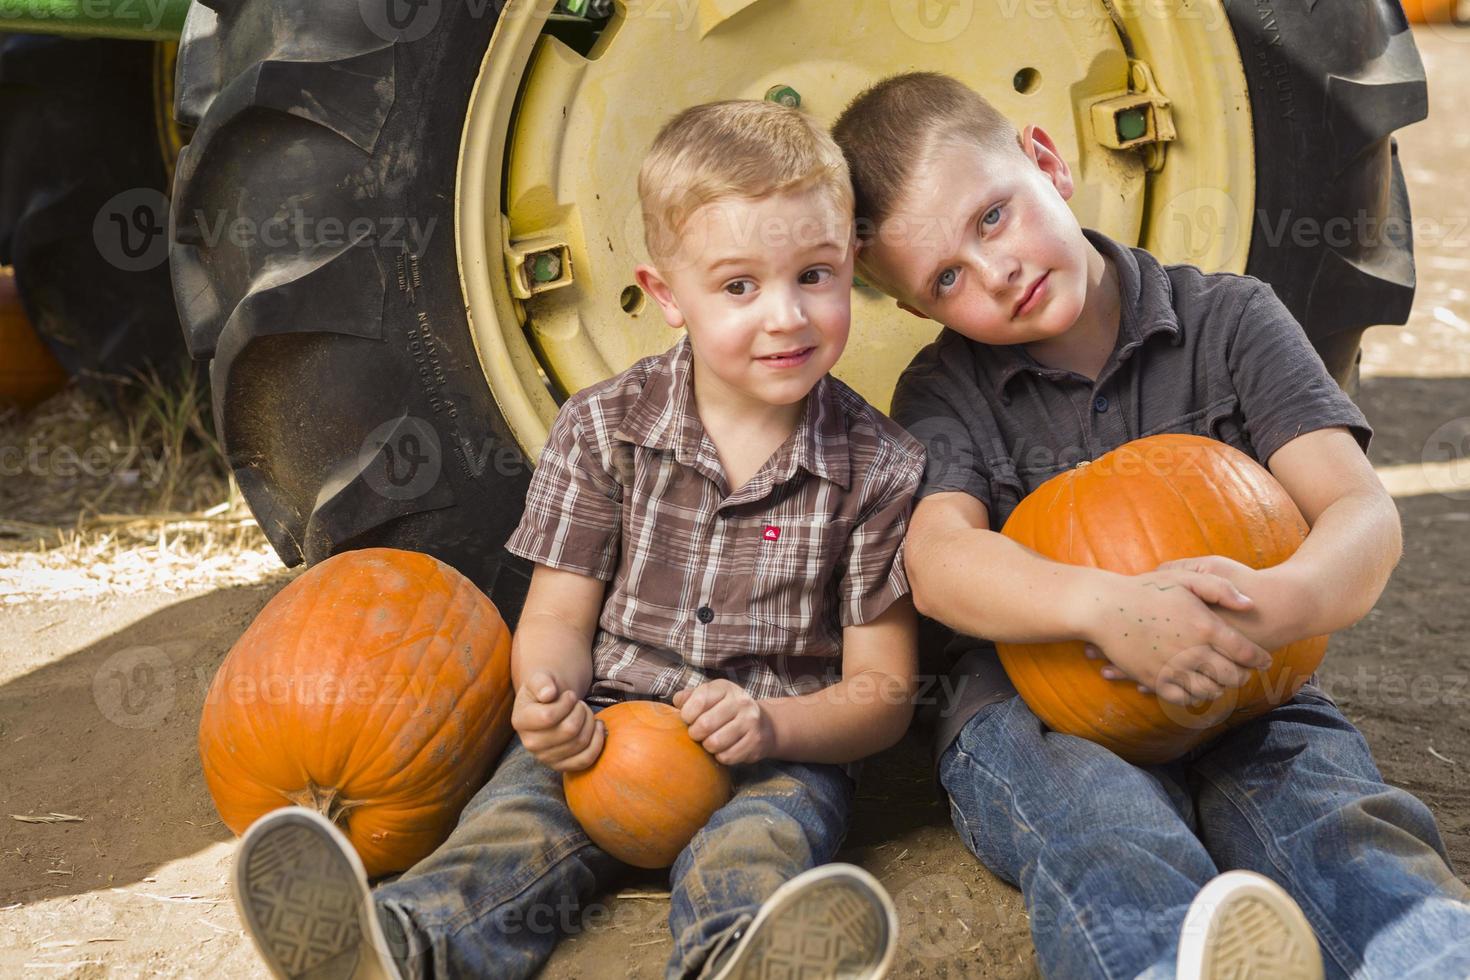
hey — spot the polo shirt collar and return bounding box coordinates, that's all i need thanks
[990,229,1181,397]
[614,335,851,491]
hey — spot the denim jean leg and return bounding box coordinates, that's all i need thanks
[939,697,1220,980]
[1192,685,1470,980]
[664,759,855,980]
[370,738,626,980]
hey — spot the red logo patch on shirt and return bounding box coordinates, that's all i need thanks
[762,525,781,542]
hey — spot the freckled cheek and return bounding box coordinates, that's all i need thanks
[964,291,1005,328]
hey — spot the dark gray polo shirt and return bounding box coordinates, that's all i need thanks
[890,229,1372,760]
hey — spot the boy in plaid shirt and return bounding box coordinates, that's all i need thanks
[232,99,924,980]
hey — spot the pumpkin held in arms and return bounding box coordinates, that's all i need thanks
[995,434,1329,765]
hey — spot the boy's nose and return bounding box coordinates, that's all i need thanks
[764,292,810,331]
[975,252,1022,294]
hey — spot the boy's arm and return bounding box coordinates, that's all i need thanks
[1161,427,1401,649]
[906,490,1092,642]
[510,564,604,698]
[766,596,919,763]
[672,597,918,765]
[500,388,626,771]
[1158,281,1392,649]
[510,564,609,772]
[907,491,1273,705]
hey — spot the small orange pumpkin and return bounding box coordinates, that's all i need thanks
[563,700,732,869]
[198,547,514,878]
[996,434,1328,764]
[0,267,67,411]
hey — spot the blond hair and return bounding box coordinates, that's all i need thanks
[832,72,1020,252]
[639,100,853,262]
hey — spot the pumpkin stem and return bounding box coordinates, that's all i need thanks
[283,780,365,827]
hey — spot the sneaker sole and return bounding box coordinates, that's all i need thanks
[1179,871,1323,980]
[232,807,398,980]
[714,864,897,980]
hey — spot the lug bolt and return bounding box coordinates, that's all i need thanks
[1116,108,1148,142]
[529,250,562,284]
[765,85,802,109]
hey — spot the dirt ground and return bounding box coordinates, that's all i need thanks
[3,26,1469,980]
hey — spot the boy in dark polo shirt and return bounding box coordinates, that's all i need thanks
[230,101,924,980]
[834,73,1470,979]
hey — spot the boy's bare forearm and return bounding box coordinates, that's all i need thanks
[762,670,914,763]
[908,524,1100,643]
[757,598,919,764]
[1253,489,1402,645]
[510,611,595,698]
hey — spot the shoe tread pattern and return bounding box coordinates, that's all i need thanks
[242,822,364,980]
[732,881,888,980]
[1207,895,1315,980]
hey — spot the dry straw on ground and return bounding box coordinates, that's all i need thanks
[0,363,285,602]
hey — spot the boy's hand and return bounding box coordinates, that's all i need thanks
[1156,555,1262,599]
[511,670,605,772]
[1081,569,1273,707]
[1155,555,1306,652]
[673,680,775,766]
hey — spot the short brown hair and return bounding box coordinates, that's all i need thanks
[832,72,1019,248]
[638,100,853,262]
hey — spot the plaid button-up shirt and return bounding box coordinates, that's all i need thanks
[505,337,925,705]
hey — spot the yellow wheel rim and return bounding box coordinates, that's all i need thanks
[458,0,1252,461]
[153,41,189,187]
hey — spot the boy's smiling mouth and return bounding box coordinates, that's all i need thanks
[1014,272,1050,319]
[757,346,816,367]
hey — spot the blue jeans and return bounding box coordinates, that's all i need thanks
[937,685,1470,979]
[372,734,854,979]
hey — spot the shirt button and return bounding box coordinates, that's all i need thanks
[1093,395,1110,413]
[696,606,714,625]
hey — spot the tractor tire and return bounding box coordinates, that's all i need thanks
[169,0,535,622]
[0,35,184,386]
[1224,0,1427,387]
[169,0,1424,623]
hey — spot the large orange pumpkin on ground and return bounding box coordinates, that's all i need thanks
[0,267,67,411]
[198,547,514,878]
[564,700,732,869]
[996,434,1328,765]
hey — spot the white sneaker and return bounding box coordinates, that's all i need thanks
[233,806,406,980]
[1177,870,1324,980]
[701,863,898,980]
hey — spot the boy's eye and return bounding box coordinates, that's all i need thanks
[725,280,753,296]
[936,268,959,295]
[800,268,832,285]
[981,206,1002,228]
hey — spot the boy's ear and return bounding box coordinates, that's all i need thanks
[635,264,686,330]
[897,300,931,321]
[1020,124,1075,202]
